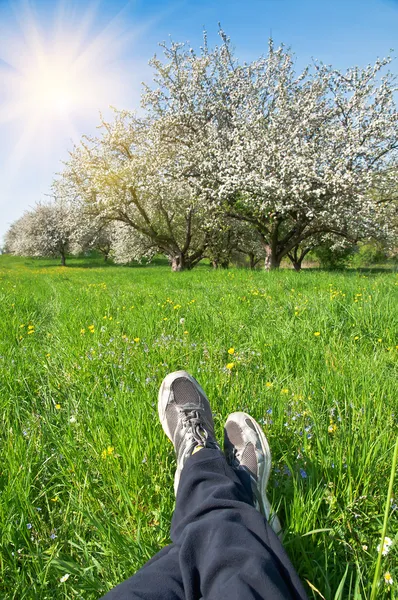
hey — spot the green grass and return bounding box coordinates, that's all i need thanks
[0,255,397,599]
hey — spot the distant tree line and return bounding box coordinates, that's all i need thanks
[5,31,398,270]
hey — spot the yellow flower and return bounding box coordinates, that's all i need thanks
[51,496,58,502]
[184,330,189,335]
[103,315,107,319]
[378,338,382,343]
[328,423,337,434]
[20,324,25,328]
[27,329,35,334]
[80,328,85,334]
[173,304,181,310]
[314,331,321,337]
[228,347,235,355]
[55,404,61,410]
[28,324,34,330]
[226,362,235,370]
[281,388,289,394]
[102,446,114,459]
[354,336,359,340]
[266,382,273,388]
[88,324,95,333]
[384,572,393,585]
[134,337,140,343]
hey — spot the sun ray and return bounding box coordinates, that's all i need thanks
[0,0,144,178]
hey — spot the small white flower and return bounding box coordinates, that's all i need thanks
[377,536,393,556]
[60,573,70,583]
[69,415,76,423]
[384,572,393,585]
[179,318,185,325]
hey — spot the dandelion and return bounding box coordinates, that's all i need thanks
[134,337,140,343]
[377,536,393,556]
[88,325,95,333]
[80,328,85,334]
[102,446,115,459]
[173,304,181,310]
[328,423,337,434]
[228,347,235,355]
[378,338,382,343]
[51,496,58,502]
[60,574,70,583]
[183,331,189,335]
[354,336,359,340]
[226,362,235,370]
[55,404,61,410]
[281,388,289,394]
[179,318,185,325]
[314,331,321,337]
[384,572,393,585]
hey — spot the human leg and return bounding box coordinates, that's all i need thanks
[159,371,307,600]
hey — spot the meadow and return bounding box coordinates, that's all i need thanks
[0,255,397,599]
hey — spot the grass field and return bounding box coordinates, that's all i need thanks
[0,255,397,599]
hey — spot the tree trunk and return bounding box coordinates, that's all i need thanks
[171,254,185,271]
[60,253,66,266]
[212,260,219,269]
[104,254,108,262]
[292,260,302,271]
[249,252,256,270]
[263,245,281,270]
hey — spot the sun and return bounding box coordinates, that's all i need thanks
[0,1,137,175]
[20,56,80,118]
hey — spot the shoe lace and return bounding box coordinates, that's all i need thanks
[181,409,209,446]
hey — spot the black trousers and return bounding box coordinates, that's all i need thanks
[102,448,308,599]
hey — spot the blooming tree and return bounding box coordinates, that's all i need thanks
[143,32,398,269]
[55,110,219,270]
[5,201,78,265]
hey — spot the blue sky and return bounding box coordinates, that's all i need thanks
[1,0,398,242]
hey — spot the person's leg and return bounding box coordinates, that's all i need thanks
[171,448,307,600]
[102,371,308,600]
[158,372,307,600]
[100,541,185,600]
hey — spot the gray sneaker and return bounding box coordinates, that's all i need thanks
[224,412,282,537]
[158,370,219,495]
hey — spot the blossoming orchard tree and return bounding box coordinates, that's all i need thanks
[5,202,79,265]
[55,110,219,270]
[143,32,398,269]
